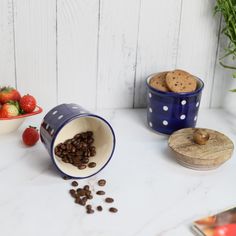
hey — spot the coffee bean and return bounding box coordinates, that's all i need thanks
[66,143,72,150]
[86,204,92,210]
[87,131,93,137]
[77,199,86,206]
[88,162,96,168]
[77,189,86,196]
[85,190,91,196]
[55,131,97,170]
[90,151,96,157]
[87,209,94,214]
[81,196,88,204]
[109,207,118,213]
[71,181,78,187]
[98,179,106,186]
[97,206,103,211]
[105,197,114,203]
[63,175,72,180]
[87,138,94,144]
[96,190,105,195]
[78,164,87,170]
[87,195,93,200]
[69,189,77,198]
[83,185,90,191]
[81,158,89,164]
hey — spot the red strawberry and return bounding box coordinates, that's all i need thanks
[19,94,36,113]
[22,126,39,146]
[0,87,21,104]
[0,103,19,118]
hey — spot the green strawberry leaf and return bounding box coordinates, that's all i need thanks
[230,89,236,92]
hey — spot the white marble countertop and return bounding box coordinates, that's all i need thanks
[0,108,236,236]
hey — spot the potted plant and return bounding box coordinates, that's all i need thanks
[215,0,236,118]
[215,0,236,92]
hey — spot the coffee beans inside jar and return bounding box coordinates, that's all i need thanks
[54,131,97,170]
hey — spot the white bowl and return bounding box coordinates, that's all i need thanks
[0,106,43,135]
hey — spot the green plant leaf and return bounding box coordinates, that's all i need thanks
[233,72,236,78]
[230,88,236,92]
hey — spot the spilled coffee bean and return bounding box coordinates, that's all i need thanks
[96,190,105,195]
[69,189,76,198]
[105,197,114,203]
[63,175,72,180]
[98,179,106,186]
[54,131,97,170]
[68,178,118,214]
[109,207,118,213]
[71,181,78,187]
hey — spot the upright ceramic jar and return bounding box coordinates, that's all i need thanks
[146,74,204,135]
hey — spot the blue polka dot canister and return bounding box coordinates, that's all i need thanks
[146,72,204,135]
[40,103,116,179]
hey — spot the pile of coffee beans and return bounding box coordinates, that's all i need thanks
[67,178,118,214]
[54,131,97,170]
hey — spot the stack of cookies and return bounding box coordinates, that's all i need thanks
[149,69,197,93]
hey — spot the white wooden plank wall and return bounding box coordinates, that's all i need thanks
[0,0,15,87]
[57,0,99,110]
[13,0,57,113]
[176,0,220,108]
[134,0,182,107]
[0,0,229,111]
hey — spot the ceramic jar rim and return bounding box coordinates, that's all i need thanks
[49,113,116,179]
[146,73,204,97]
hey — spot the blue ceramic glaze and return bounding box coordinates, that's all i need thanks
[40,103,116,178]
[146,74,204,135]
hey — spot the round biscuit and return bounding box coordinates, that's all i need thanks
[149,72,170,92]
[165,70,197,93]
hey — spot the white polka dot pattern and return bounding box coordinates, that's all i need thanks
[58,115,63,120]
[181,100,186,105]
[163,120,168,126]
[149,122,153,127]
[149,107,152,113]
[163,106,168,111]
[149,93,152,98]
[196,102,199,107]
[180,114,186,120]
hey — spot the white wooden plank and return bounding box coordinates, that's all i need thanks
[176,0,220,108]
[57,0,99,110]
[134,0,182,107]
[0,0,15,87]
[97,0,140,108]
[13,0,57,113]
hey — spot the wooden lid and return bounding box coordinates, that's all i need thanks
[168,128,234,170]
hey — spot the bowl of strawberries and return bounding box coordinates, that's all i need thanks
[0,86,43,134]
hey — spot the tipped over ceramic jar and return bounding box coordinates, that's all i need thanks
[40,103,116,179]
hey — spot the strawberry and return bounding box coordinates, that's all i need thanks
[22,126,39,146]
[0,103,19,118]
[0,87,21,104]
[19,94,36,113]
